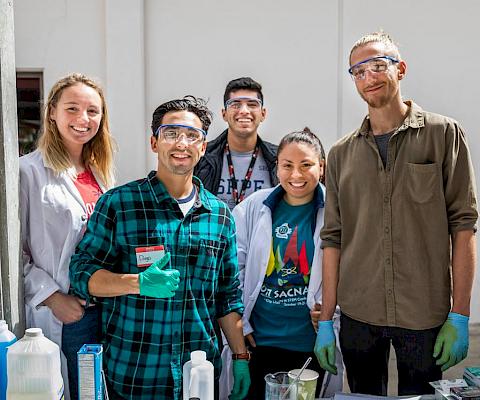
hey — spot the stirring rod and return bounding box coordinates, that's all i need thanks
[280,356,312,400]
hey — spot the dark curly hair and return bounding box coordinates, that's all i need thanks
[151,95,213,136]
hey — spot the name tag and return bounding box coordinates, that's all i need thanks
[135,245,165,267]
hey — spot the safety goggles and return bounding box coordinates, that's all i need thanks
[225,97,263,111]
[348,56,399,81]
[155,124,206,144]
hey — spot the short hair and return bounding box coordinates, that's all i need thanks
[277,127,326,183]
[223,77,264,105]
[151,95,213,136]
[38,73,115,188]
[349,31,401,64]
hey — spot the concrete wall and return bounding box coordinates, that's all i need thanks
[13,0,480,322]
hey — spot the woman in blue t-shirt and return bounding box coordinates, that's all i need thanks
[220,128,343,399]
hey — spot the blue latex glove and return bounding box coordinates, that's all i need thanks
[433,312,469,371]
[229,359,250,400]
[314,320,337,375]
[138,253,180,298]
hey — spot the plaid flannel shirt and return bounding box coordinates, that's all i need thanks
[69,171,243,399]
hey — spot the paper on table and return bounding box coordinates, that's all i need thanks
[334,393,424,400]
[429,379,469,400]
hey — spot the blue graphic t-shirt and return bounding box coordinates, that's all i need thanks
[250,199,316,352]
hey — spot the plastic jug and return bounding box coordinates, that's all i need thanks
[0,321,17,400]
[6,328,64,400]
[182,350,214,400]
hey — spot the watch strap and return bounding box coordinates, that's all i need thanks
[232,351,251,361]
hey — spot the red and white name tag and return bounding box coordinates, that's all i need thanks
[135,245,165,267]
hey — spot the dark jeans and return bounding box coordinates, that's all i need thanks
[62,306,100,400]
[247,345,325,400]
[339,313,442,396]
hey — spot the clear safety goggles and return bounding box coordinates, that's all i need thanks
[155,124,206,144]
[348,55,399,81]
[225,97,263,111]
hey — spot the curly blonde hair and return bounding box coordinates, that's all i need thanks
[38,73,115,188]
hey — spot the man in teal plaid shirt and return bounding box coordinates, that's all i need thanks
[70,96,250,399]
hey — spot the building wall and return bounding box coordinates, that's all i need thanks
[14,0,107,96]
[14,0,480,321]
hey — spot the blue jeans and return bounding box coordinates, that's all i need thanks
[62,306,99,400]
[339,313,442,395]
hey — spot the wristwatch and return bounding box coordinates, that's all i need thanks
[232,351,251,361]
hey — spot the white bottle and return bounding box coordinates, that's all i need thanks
[6,328,64,400]
[0,321,17,400]
[183,350,214,400]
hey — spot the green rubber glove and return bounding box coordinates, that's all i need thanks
[314,320,338,375]
[229,359,250,400]
[138,253,180,298]
[433,312,469,371]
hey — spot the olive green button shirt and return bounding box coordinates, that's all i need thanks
[321,101,478,330]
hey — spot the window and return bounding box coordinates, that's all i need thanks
[17,72,43,155]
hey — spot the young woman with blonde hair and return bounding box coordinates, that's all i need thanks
[20,73,115,400]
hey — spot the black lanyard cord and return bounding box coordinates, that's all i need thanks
[224,141,260,205]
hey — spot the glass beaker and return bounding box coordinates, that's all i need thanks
[264,371,298,400]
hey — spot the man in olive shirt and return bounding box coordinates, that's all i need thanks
[315,31,477,395]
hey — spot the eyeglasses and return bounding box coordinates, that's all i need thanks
[155,124,206,144]
[348,56,399,81]
[225,97,263,111]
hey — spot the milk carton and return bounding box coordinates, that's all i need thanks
[77,344,103,400]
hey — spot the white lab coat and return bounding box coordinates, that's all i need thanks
[19,150,108,400]
[219,186,343,400]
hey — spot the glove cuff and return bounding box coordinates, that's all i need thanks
[138,274,145,294]
[233,359,249,366]
[448,312,469,324]
[318,320,334,329]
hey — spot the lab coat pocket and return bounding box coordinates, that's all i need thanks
[29,305,58,340]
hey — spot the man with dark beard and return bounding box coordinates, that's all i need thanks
[314,31,478,396]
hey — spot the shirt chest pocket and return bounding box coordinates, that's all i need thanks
[124,235,167,274]
[405,162,442,204]
[188,239,224,299]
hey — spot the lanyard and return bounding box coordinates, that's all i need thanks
[225,141,260,205]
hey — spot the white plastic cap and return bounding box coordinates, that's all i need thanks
[25,328,43,337]
[0,320,7,331]
[190,350,206,364]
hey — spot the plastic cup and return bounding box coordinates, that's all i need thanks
[265,371,298,400]
[288,368,319,400]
